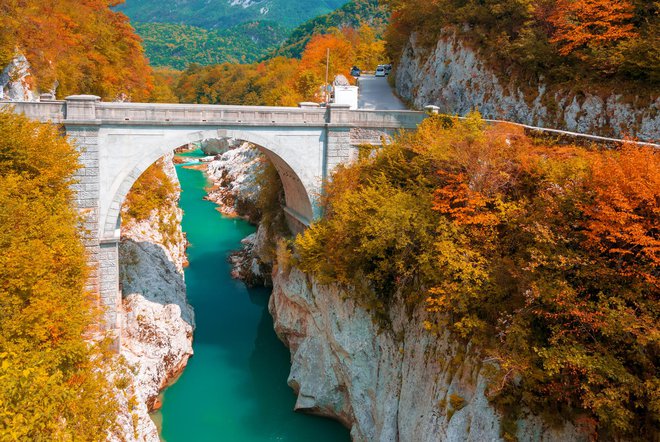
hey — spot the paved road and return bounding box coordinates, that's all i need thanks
[357,75,407,110]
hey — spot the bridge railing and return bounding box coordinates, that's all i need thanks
[2,97,657,147]
[95,102,328,125]
[1,100,66,123]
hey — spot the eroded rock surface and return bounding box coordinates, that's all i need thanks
[270,266,588,442]
[111,153,194,441]
[0,53,36,101]
[395,33,659,141]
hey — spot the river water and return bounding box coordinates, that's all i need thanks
[158,151,349,441]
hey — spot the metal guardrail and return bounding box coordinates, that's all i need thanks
[421,107,658,148]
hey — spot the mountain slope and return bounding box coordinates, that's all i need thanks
[135,21,288,69]
[117,0,350,30]
[271,0,388,59]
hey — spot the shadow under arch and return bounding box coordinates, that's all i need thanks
[100,130,315,241]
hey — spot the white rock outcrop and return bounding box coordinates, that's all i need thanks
[0,53,36,101]
[270,266,590,442]
[111,153,194,441]
[395,33,660,141]
[206,142,263,222]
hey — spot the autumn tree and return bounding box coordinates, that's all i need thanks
[548,0,637,56]
[0,110,119,439]
[300,31,356,93]
[0,0,154,100]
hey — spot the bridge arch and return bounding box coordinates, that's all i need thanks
[100,129,316,240]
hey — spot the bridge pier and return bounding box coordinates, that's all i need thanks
[65,99,121,338]
[325,103,357,176]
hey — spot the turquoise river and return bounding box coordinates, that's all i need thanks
[157,150,349,441]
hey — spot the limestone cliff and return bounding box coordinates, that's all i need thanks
[205,141,263,223]
[111,152,194,441]
[395,33,659,141]
[269,266,588,442]
[0,53,37,101]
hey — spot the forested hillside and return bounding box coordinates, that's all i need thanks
[136,21,288,69]
[117,0,349,30]
[385,0,659,85]
[173,26,384,105]
[271,0,388,59]
[0,0,154,100]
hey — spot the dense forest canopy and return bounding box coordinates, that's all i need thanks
[0,110,119,439]
[0,0,154,100]
[271,0,388,59]
[295,115,659,440]
[135,21,289,69]
[384,0,660,85]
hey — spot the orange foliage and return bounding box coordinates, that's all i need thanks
[300,33,356,87]
[581,144,660,285]
[548,0,638,56]
[0,0,154,100]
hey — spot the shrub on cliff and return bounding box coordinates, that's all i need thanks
[122,159,180,246]
[295,113,659,439]
[0,109,119,439]
[383,0,660,85]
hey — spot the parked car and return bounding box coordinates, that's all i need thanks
[350,66,361,77]
[384,64,392,75]
[375,65,386,77]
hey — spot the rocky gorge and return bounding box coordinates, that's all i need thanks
[201,141,589,441]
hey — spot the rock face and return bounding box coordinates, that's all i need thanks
[395,33,660,141]
[0,53,36,101]
[269,266,588,442]
[206,142,263,223]
[111,152,194,441]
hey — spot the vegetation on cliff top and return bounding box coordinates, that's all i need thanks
[384,0,660,85]
[0,0,154,100]
[0,110,119,439]
[295,114,659,440]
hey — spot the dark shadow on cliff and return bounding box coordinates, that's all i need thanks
[118,238,194,328]
[241,287,351,440]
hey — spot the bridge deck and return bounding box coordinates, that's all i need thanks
[2,97,658,147]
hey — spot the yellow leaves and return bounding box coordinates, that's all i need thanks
[0,111,118,439]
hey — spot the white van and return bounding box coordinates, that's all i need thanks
[375,66,386,77]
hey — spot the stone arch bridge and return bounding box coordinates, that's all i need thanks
[8,95,655,335]
[6,95,426,333]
